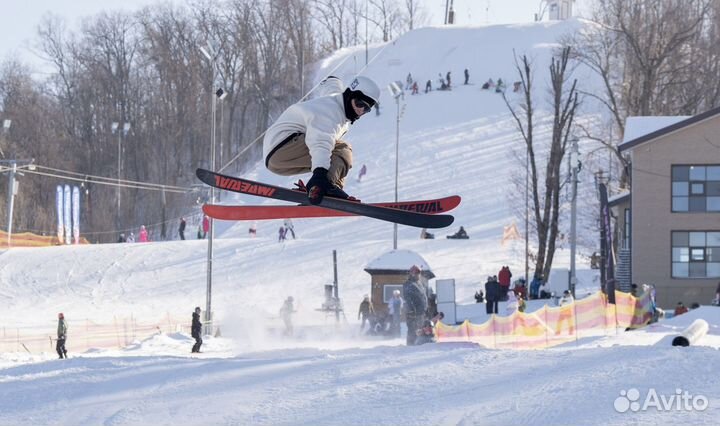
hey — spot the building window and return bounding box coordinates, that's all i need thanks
[672,231,720,278]
[672,165,720,212]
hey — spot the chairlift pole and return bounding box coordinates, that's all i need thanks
[569,138,580,297]
[333,250,339,322]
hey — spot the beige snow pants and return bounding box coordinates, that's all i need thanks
[266,133,353,188]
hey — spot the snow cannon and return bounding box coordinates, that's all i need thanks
[671,319,709,347]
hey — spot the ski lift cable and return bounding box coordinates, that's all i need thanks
[22,168,191,194]
[32,165,190,191]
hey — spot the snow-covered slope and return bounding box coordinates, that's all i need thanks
[4,19,717,425]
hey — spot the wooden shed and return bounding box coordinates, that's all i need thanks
[364,249,435,314]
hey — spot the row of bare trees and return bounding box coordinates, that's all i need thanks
[0,0,425,242]
[505,0,720,280]
[572,0,720,187]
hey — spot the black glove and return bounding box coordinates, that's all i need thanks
[306,167,331,205]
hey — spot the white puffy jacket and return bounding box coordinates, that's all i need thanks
[263,77,350,171]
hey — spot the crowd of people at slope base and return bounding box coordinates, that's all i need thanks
[50,279,720,358]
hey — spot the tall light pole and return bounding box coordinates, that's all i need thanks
[365,0,369,65]
[525,143,530,287]
[111,121,131,229]
[388,82,403,249]
[200,43,218,335]
[216,88,227,198]
[569,137,580,297]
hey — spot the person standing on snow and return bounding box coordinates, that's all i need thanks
[485,276,500,314]
[178,217,186,240]
[358,295,374,333]
[138,225,148,242]
[263,75,380,205]
[280,297,296,336]
[498,266,512,300]
[388,290,403,337]
[202,215,210,238]
[559,290,574,306]
[403,265,428,346]
[191,307,203,353]
[56,313,68,359]
[556,290,575,335]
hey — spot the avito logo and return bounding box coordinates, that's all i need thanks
[614,388,709,413]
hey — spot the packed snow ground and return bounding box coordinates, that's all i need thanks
[1,18,719,425]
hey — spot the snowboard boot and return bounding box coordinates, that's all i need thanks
[296,179,360,202]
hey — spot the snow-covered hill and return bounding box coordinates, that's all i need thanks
[2,19,718,425]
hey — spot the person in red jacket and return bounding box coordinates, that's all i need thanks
[202,215,210,237]
[674,302,689,316]
[498,266,512,300]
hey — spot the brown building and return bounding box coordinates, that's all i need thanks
[364,249,435,314]
[616,107,720,309]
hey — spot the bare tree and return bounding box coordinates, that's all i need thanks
[312,0,351,50]
[368,0,403,42]
[503,47,580,280]
[403,0,427,31]
[568,0,714,189]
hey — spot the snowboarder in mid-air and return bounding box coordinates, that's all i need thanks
[263,75,380,205]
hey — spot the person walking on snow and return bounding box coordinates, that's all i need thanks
[56,313,68,359]
[263,76,380,205]
[283,219,296,239]
[191,307,203,353]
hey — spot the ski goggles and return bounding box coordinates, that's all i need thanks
[354,98,373,113]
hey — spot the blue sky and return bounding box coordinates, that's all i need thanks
[1,0,591,67]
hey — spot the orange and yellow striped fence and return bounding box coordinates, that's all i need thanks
[436,291,653,349]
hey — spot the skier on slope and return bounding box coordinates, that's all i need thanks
[263,75,381,205]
